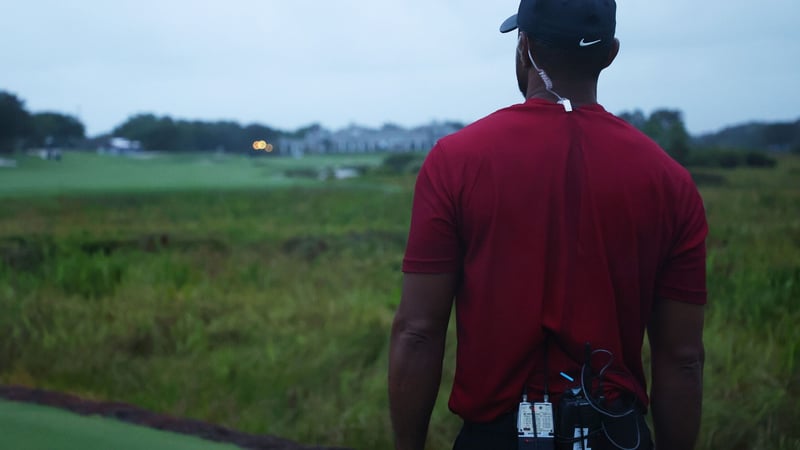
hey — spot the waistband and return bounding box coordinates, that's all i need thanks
[463,409,517,434]
[461,404,652,450]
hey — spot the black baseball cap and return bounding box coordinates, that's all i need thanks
[499,0,616,49]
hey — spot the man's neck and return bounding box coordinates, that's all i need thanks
[526,78,599,108]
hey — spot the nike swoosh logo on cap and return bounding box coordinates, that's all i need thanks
[579,38,602,47]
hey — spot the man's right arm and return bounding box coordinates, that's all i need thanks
[648,297,705,450]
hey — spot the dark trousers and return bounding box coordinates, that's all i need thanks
[453,411,653,450]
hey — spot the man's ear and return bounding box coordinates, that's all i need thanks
[603,37,620,69]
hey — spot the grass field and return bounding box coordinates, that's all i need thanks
[0,151,798,449]
[0,400,240,450]
[0,152,388,197]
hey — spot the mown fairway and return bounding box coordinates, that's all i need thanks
[0,152,798,449]
[0,152,388,197]
[0,400,240,450]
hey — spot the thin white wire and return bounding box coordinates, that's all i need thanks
[528,49,566,101]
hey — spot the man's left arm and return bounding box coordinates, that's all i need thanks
[389,272,457,450]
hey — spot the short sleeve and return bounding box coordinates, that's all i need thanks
[402,143,462,274]
[656,181,709,304]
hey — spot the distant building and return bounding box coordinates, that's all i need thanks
[97,137,143,155]
[37,149,62,161]
[276,121,462,156]
[26,148,62,161]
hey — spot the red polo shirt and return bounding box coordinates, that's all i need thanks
[402,98,707,423]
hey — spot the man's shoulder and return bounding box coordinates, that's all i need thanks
[593,112,692,176]
[604,121,698,196]
[438,102,650,147]
[586,108,662,149]
[435,104,528,151]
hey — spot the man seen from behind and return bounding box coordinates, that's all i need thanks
[389,1,707,449]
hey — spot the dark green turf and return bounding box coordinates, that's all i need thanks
[0,400,241,450]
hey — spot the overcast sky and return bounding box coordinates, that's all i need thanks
[2,0,798,136]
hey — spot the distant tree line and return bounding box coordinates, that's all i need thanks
[695,120,800,154]
[0,89,292,155]
[0,91,85,153]
[617,108,792,169]
[111,114,280,153]
[2,88,797,165]
[618,109,692,164]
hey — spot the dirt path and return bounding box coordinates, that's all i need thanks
[0,385,352,450]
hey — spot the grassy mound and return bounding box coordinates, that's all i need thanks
[0,152,798,449]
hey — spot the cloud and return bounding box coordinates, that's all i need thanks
[1,0,798,135]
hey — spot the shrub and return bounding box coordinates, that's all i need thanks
[687,147,777,169]
[717,151,742,168]
[689,172,727,187]
[49,250,125,299]
[744,151,777,168]
[687,149,742,168]
[380,153,424,174]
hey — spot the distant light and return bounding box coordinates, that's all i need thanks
[252,140,269,151]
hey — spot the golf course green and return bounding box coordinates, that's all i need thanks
[0,400,240,450]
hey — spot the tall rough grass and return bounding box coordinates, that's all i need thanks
[0,157,798,449]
